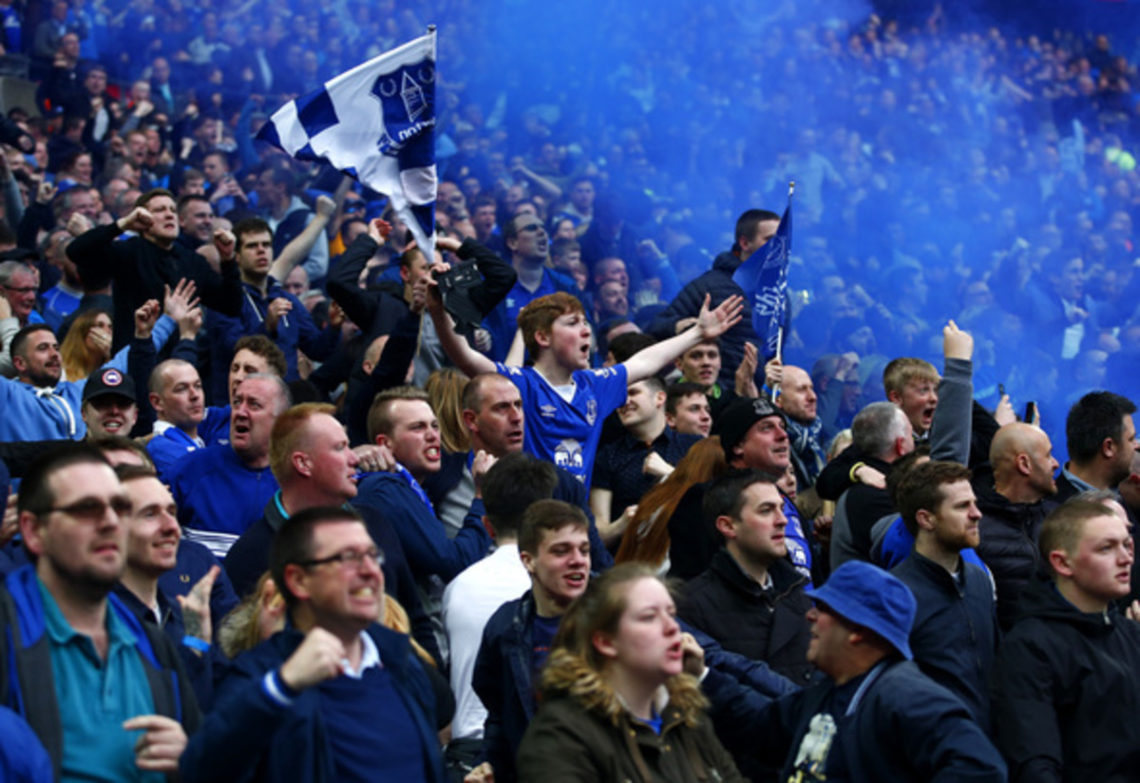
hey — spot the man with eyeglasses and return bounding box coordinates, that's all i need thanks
[0,260,47,377]
[483,213,578,361]
[223,403,438,662]
[181,506,447,783]
[0,444,199,779]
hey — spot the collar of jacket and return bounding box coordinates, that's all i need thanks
[710,548,806,600]
[540,647,706,729]
[900,549,973,598]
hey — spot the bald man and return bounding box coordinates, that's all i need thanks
[775,363,827,490]
[974,422,1059,629]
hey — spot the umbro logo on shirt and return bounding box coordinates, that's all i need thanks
[539,405,558,417]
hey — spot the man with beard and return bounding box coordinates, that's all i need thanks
[1053,391,1138,503]
[976,422,1059,630]
[0,324,87,440]
[0,445,198,778]
[891,461,999,731]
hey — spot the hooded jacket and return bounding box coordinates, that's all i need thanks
[972,479,1050,631]
[991,575,1140,782]
[516,649,746,783]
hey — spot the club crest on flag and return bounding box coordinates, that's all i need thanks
[256,28,438,252]
[373,62,435,158]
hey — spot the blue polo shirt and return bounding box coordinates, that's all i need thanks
[38,579,162,782]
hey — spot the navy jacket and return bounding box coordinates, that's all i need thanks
[354,471,491,583]
[207,280,340,398]
[181,623,445,783]
[891,551,999,731]
[753,659,1006,782]
[112,582,222,711]
[0,566,201,781]
[472,591,535,783]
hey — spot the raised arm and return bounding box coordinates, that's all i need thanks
[929,320,974,465]
[425,258,496,377]
[326,219,390,329]
[267,194,337,282]
[622,294,743,384]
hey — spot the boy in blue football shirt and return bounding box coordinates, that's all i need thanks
[429,287,742,488]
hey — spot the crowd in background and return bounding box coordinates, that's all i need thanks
[0,0,1136,781]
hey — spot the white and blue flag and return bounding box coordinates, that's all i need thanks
[256,28,437,251]
[733,192,792,362]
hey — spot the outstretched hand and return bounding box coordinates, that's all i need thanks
[696,294,744,340]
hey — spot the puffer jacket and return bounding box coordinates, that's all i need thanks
[516,649,746,783]
[972,479,1050,630]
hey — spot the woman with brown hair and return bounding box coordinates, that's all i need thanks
[516,563,745,782]
[614,437,727,572]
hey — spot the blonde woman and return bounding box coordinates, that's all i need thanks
[517,564,745,782]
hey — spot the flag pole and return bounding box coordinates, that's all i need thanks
[771,181,793,397]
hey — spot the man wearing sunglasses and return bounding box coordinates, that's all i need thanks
[181,506,446,783]
[0,444,199,779]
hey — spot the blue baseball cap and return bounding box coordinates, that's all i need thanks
[806,561,916,660]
